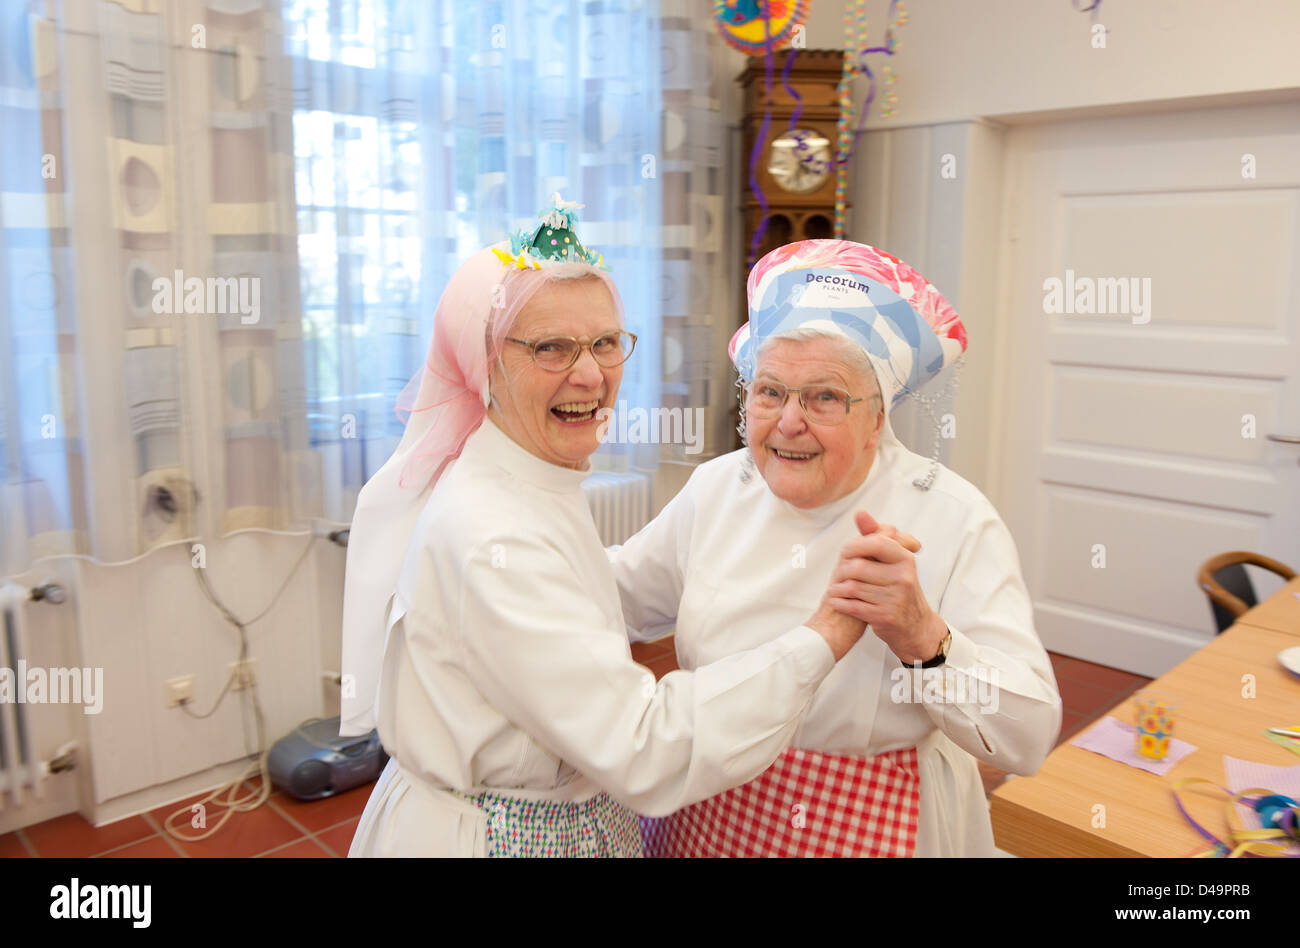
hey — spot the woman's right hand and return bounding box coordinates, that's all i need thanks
[806,511,921,661]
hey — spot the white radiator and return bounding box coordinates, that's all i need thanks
[0,583,45,808]
[582,473,652,547]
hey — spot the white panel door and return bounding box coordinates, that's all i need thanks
[996,101,1300,676]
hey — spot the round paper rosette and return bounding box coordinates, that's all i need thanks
[713,0,812,55]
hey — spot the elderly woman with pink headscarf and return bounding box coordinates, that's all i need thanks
[616,240,1063,857]
[338,202,898,856]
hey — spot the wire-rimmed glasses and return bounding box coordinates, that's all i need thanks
[505,331,637,372]
[744,380,871,426]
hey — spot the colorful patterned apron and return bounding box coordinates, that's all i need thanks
[448,788,644,858]
[641,746,921,857]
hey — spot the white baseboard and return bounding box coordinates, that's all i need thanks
[89,757,260,828]
[1035,600,1211,678]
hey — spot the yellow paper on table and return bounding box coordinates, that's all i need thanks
[1263,731,1300,757]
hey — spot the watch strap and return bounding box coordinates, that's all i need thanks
[905,627,951,669]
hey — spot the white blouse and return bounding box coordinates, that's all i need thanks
[349,419,837,856]
[608,439,1063,856]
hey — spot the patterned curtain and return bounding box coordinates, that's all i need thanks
[656,0,731,462]
[0,0,733,577]
[0,0,312,579]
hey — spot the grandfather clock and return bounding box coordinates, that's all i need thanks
[738,49,846,270]
[733,50,846,448]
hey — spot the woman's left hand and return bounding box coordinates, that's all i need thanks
[826,512,949,665]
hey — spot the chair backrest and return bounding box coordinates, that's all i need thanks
[1197,551,1296,634]
[1208,563,1258,634]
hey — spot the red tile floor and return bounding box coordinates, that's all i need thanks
[0,642,1149,858]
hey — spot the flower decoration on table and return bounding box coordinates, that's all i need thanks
[493,192,609,271]
[712,0,811,55]
[832,0,908,237]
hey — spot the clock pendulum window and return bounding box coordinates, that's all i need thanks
[735,50,846,447]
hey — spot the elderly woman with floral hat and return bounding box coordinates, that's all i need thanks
[339,202,892,857]
[614,239,1062,857]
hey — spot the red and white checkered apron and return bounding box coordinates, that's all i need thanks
[641,745,920,857]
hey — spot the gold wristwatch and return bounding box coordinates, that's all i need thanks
[915,626,952,669]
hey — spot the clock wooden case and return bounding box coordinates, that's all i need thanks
[738,49,847,267]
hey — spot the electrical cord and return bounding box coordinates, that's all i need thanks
[162,533,317,843]
[0,523,347,577]
[193,532,318,628]
[0,523,344,840]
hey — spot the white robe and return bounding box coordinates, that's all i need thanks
[608,440,1063,857]
[348,420,837,856]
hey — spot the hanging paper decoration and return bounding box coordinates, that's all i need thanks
[713,0,812,56]
[714,2,814,263]
[832,0,907,237]
[745,44,813,267]
[877,65,898,119]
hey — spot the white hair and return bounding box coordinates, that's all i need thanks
[735,326,885,457]
[529,260,608,282]
[755,327,883,402]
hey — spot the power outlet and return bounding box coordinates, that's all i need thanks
[229,659,257,691]
[165,675,195,709]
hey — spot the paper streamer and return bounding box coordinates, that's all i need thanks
[714,3,813,264]
[746,14,775,266]
[1172,777,1300,858]
[831,0,907,236]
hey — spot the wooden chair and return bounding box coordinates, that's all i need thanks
[1197,552,1296,634]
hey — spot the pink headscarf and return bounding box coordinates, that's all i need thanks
[339,244,623,736]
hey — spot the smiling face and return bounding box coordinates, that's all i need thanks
[487,276,623,470]
[745,335,884,509]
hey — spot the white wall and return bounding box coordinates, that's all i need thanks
[847,120,1007,492]
[790,0,1300,128]
[0,533,347,833]
[737,0,1300,496]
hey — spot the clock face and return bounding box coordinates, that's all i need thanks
[768,128,831,194]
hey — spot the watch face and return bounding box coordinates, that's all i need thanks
[768,128,831,194]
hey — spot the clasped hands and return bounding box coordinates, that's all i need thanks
[807,511,948,664]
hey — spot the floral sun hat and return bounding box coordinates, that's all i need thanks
[729,239,966,408]
[729,239,968,490]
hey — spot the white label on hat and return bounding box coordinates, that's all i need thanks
[795,272,872,309]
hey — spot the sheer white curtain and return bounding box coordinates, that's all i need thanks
[0,0,731,578]
[286,0,668,523]
[657,0,733,462]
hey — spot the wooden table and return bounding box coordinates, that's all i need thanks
[1237,576,1300,636]
[991,622,1300,857]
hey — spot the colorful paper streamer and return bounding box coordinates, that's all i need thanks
[832,0,907,237]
